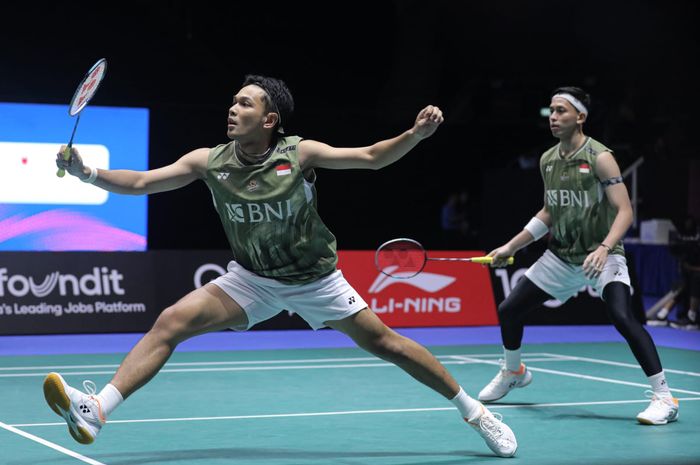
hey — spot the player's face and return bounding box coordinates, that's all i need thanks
[227,85,270,140]
[549,97,585,138]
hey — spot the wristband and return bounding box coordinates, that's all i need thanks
[524,217,549,241]
[599,243,613,253]
[81,166,98,184]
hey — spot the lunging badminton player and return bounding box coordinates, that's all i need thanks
[481,86,679,426]
[45,75,517,457]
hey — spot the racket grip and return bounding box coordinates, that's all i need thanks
[56,146,71,178]
[471,256,515,265]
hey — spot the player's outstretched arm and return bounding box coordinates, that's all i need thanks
[56,146,209,195]
[299,105,444,170]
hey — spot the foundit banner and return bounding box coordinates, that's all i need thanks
[0,252,157,334]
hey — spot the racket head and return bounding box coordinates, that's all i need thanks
[374,237,428,279]
[68,58,108,116]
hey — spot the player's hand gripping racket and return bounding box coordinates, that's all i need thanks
[57,58,108,177]
[375,237,514,279]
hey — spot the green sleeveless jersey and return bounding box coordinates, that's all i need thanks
[539,137,625,264]
[205,136,338,284]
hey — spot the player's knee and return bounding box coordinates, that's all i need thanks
[497,299,517,322]
[364,333,409,363]
[150,305,192,344]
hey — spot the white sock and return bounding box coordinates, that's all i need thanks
[98,384,124,418]
[451,386,482,421]
[504,347,522,372]
[648,371,672,398]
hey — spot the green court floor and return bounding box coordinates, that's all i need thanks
[1,343,699,465]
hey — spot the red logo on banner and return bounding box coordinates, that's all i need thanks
[337,251,498,328]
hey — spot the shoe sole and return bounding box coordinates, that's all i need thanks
[636,413,679,425]
[43,373,95,444]
[480,372,533,403]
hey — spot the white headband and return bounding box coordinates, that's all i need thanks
[552,93,588,115]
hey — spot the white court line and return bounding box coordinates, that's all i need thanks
[11,397,700,428]
[451,355,700,396]
[0,359,568,378]
[3,353,552,372]
[0,353,535,371]
[540,352,700,377]
[0,421,105,465]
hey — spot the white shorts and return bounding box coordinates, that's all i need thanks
[525,249,631,303]
[210,260,368,331]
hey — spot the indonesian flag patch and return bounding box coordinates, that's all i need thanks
[276,163,292,176]
[579,163,590,174]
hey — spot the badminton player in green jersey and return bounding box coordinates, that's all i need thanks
[480,86,679,426]
[46,75,517,457]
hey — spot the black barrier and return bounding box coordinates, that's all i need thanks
[0,248,644,335]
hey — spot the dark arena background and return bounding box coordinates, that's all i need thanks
[1,2,699,465]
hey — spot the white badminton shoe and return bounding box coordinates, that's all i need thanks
[466,404,518,457]
[43,372,105,444]
[636,390,679,425]
[478,362,532,402]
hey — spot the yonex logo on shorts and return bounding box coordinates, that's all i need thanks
[348,296,356,305]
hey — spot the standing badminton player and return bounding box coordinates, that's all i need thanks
[45,75,517,457]
[480,86,679,426]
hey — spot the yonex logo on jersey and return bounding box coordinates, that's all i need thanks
[546,165,553,172]
[217,172,230,181]
[247,180,258,192]
[546,189,590,208]
[224,200,294,223]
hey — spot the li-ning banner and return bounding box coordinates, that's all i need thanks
[337,250,499,327]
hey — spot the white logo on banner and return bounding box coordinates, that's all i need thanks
[369,267,455,293]
[0,267,125,297]
[368,267,460,314]
[193,263,226,288]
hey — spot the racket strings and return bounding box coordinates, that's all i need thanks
[375,239,427,277]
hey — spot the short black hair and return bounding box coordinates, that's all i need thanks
[242,74,294,133]
[551,86,591,112]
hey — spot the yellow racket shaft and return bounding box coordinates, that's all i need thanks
[469,256,514,265]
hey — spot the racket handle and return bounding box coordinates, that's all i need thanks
[56,146,71,178]
[470,256,515,265]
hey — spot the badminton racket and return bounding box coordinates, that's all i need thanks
[375,237,514,279]
[57,58,108,177]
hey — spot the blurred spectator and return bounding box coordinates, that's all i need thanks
[649,215,700,329]
[440,190,478,249]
